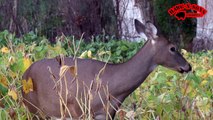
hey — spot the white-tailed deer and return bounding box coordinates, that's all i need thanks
[22,19,191,120]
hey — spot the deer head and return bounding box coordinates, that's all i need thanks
[135,19,191,73]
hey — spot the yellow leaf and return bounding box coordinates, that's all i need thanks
[0,76,8,88]
[79,51,87,58]
[201,80,208,86]
[23,57,32,72]
[201,73,209,79]
[1,47,10,53]
[8,90,18,101]
[181,49,187,55]
[207,69,213,76]
[87,50,92,58]
[70,66,77,77]
[22,78,34,94]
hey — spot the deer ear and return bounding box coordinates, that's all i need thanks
[134,19,148,40]
[145,21,158,37]
[135,19,158,40]
[135,19,146,34]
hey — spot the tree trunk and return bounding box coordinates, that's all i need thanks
[193,0,213,52]
[113,0,154,41]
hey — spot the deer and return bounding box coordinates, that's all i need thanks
[22,19,191,120]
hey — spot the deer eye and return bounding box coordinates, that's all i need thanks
[170,47,176,52]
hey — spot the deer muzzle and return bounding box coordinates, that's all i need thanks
[179,63,192,73]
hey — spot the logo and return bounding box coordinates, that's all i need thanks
[168,3,207,20]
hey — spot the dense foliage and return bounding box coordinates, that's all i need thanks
[0,31,212,119]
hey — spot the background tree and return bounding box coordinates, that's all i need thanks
[113,0,154,41]
[192,0,213,52]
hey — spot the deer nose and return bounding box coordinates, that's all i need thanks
[179,64,191,73]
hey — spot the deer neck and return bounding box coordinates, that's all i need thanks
[111,40,157,97]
